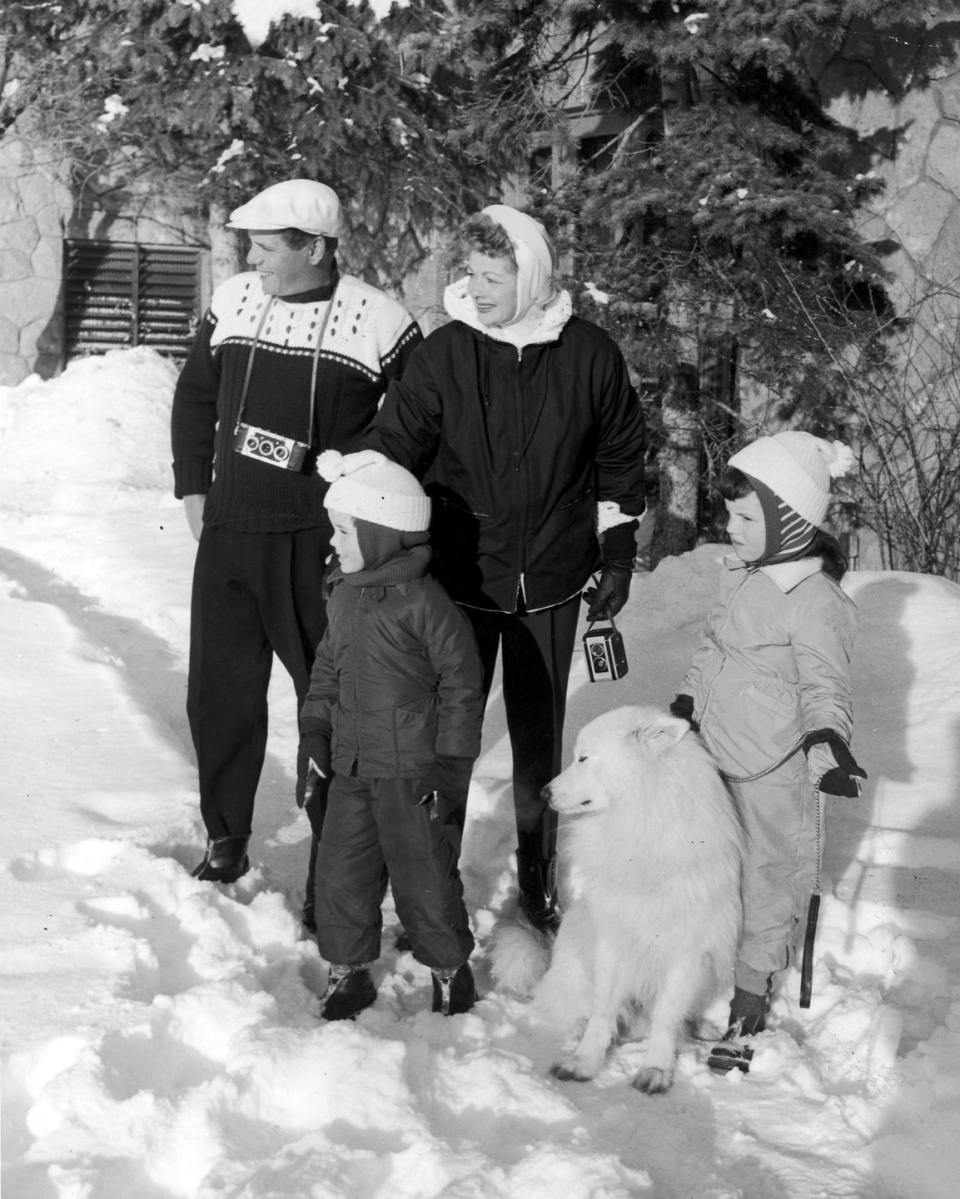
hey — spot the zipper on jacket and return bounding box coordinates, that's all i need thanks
[511,350,528,605]
[348,589,364,774]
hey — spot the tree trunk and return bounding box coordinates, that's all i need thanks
[208,200,242,289]
[652,361,701,559]
[650,61,704,562]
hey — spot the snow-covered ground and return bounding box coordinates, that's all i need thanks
[2,347,959,1198]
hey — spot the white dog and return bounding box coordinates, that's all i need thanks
[492,706,743,1094]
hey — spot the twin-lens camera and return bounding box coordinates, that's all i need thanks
[233,422,309,472]
[582,620,629,681]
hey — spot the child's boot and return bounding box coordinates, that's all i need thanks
[320,964,377,1021]
[191,835,250,883]
[431,963,478,1015]
[707,986,770,1074]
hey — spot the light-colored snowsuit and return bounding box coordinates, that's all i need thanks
[682,555,858,994]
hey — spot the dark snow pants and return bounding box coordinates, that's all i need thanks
[314,773,474,970]
[464,594,580,861]
[187,526,329,839]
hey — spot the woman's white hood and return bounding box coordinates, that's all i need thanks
[444,204,572,349]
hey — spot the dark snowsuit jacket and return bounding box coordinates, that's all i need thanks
[300,547,485,784]
[365,316,646,614]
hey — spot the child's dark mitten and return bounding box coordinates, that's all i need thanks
[803,731,867,797]
[428,755,474,822]
[297,730,331,808]
[669,693,700,733]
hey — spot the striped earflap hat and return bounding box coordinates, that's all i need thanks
[728,431,855,562]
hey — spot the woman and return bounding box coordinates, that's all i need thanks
[364,204,646,933]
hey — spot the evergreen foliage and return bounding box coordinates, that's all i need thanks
[0,0,500,284]
[452,0,957,549]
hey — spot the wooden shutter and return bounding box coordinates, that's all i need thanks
[64,239,200,360]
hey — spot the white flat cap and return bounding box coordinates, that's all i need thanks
[227,180,344,238]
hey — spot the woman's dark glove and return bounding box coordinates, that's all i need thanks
[669,693,700,733]
[583,520,638,621]
[803,730,867,797]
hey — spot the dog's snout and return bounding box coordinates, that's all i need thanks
[540,783,553,805]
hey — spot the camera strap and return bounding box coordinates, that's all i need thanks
[234,284,340,444]
[234,298,273,433]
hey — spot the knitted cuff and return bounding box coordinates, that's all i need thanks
[601,519,639,569]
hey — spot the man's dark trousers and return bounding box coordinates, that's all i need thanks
[187,525,329,839]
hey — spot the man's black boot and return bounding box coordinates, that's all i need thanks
[191,835,250,884]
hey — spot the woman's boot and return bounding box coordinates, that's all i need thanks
[516,851,560,935]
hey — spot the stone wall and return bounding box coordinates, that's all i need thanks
[823,13,960,360]
[0,135,73,384]
[0,132,210,387]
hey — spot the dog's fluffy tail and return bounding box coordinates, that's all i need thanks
[489,922,551,995]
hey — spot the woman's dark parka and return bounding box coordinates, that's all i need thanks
[365,306,646,614]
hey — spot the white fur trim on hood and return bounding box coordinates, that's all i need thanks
[444,277,572,350]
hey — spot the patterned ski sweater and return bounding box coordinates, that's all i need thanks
[171,270,422,533]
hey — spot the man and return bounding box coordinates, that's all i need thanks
[364,204,644,934]
[171,179,422,904]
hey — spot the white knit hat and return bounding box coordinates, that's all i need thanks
[227,180,344,238]
[728,431,855,527]
[318,450,430,532]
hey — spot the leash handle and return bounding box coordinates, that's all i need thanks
[799,780,823,1009]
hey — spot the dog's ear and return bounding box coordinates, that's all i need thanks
[631,712,689,756]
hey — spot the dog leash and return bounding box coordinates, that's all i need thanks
[720,737,806,785]
[799,780,823,1009]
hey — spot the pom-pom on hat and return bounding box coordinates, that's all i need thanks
[318,450,430,533]
[728,431,855,528]
[228,180,344,238]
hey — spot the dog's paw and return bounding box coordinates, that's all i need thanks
[631,1065,673,1094]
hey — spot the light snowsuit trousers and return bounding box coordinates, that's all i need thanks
[727,752,823,996]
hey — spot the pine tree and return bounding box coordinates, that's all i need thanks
[1,0,499,286]
[453,0,950,554]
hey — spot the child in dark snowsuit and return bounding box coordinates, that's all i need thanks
[298,449,485,1020]
[671,431,867,1072]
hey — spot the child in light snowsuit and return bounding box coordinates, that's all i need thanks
[671,431,867,1072]
[298,449,485,1020]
